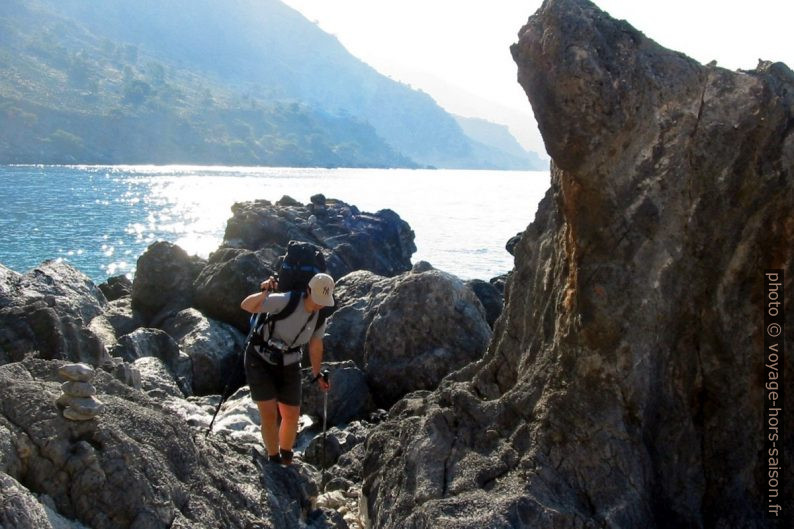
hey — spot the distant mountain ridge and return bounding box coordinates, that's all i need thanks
[0,0,545,168]
[454,115,548,170]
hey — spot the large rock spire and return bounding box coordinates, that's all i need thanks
[361,0,793,526]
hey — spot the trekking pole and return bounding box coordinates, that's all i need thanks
[316,369,330,490]
[207,312,262,436]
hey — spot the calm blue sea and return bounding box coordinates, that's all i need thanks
[0,165,550,283]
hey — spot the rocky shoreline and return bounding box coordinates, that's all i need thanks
[0,195,503,529]
[2,0,792,528]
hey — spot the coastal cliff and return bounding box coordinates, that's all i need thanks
[360,0,793,527]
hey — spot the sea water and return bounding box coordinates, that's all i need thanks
[0,165,550,283]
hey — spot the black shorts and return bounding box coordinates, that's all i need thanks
[244,349,302,406]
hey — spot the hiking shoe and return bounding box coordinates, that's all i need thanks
[250,447,270,473]
[279,448,294,465]
[268,453,282,464]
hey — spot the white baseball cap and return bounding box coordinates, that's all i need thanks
[308,273,335,307]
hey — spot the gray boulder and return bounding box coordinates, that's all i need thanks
[160,308,245,395]
[336,443,365,485]
[410,260,434,274]
[277,194,302,207]
[3,260,107,322]
[327,267,492,408]
[301,361,375,426]
[109,328,192,395]
[109,328,178,367]
[131,241,205,325]
[321,442,366,497]
[192,248,275,331]
[361,1,794,527]
[0,357,318,529]
[0,261,109,365]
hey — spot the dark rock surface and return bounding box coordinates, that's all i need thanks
[505,232,522,256]
[192,248,275,331]
[303,421,370,469]
[108,328,192,396]
[276,194,302,207]
[325,268,492,408]
[0,358,318,529]
[301,361,375,426]
[326,443,365,494]
[103,297,145,336]
[160,308,245,396]
[0,473,65,529]
[360,1,794,528]
[0,261,109,366]
[131,242,206,325]
[323,271,391,367]
[489,273,508,295]
[222,197,416,279]
[97,275,132,302]
[464,279,503,327]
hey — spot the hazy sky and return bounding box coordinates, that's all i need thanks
[281,0,794,154]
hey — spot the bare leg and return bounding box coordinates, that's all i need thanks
[277,403,301,452]
[256,399,279,457]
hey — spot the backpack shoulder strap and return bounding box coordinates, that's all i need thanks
[259,290,303,336]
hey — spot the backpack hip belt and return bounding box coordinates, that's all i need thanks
[254,343,302,366]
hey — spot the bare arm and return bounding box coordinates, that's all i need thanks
[240,291,268,313]
[240,277,277,313]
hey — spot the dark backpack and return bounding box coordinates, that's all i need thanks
[255,240,331,340]
[275,240,327,293]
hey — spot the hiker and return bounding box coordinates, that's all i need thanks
[240,272,334,465]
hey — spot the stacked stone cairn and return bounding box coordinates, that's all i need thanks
[56,363,105,421]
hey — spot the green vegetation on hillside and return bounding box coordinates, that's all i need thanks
[0,0,414,167]
[0,0,542,169]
